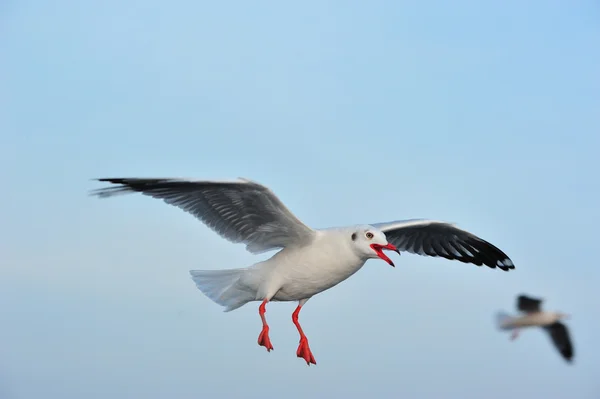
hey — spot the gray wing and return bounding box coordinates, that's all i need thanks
[544,322,574,362]
[90,177,315,254]
[517,295,543,313]
[371,219,514,271]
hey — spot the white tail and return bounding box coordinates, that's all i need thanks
[495,311,515,330]
[189,268,255,312]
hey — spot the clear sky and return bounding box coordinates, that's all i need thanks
[2,0,599,398]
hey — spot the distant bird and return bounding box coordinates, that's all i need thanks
[496,294,574,363]
[91,177,515,365]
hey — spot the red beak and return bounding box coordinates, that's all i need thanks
[370,243,400,267]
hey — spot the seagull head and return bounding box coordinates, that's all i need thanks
[351,226,400,267]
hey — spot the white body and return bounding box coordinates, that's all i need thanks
[496,311,562,330]
[191,228,372,311]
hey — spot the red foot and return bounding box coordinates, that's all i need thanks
[510,330,520,341]
[296,337,316,365]
[258,326,274,352]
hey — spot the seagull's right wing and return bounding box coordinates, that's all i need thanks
[90,177,315,254]
[371,219,514,271]
[516,295,543,313]
[544,322,574,363]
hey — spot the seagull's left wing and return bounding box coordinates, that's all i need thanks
[90,177,315,254]
[370,219,514,271]
[544,322,574,363]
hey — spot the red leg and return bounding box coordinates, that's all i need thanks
[257,299,274,352]
[510,329,520,341]
[292,304,316,365]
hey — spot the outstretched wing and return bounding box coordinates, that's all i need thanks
[517,295,543,313]
[91,177,315,254]
[544,322,574,363]
[370,219,514,271]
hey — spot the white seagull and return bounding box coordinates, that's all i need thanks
[496,294,574,363]
[92,177,515,365]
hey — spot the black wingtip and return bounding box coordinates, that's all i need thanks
[89,178,138,198]
[497,258,516,271]
[95,177,133,184]
[474,257,514,271]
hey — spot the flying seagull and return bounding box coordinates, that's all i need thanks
[496,294,573,363]
[91,177,515,365]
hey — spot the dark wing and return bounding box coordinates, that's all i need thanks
[370,219,514,271]
[517,295,543,313]
[544,322,574,363]
[90,177,315,254]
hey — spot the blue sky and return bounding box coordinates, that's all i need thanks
[2,0,599,397]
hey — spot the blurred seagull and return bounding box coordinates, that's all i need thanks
[496,294,573,363]
[92,177,515,365]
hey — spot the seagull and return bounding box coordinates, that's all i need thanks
[91,177,515,365]
[496,294,573,363]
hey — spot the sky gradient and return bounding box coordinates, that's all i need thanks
[2,0,600,398]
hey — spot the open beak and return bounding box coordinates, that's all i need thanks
[370,243,400,267]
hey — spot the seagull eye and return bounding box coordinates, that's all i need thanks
[365,232,374,239]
